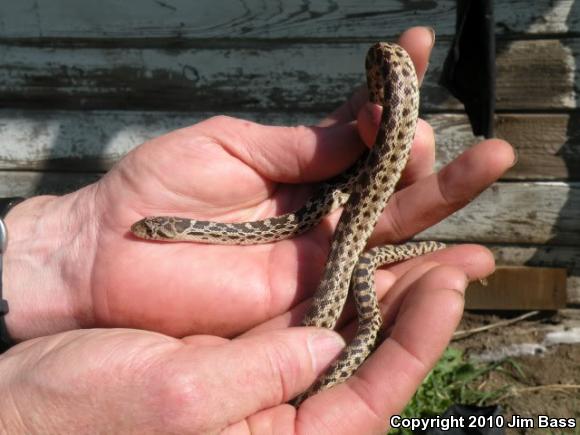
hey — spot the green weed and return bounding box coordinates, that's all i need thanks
[389,347,508,435]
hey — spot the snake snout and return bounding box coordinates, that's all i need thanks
[130,218,155,239]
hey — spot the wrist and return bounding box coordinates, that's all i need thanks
[2,189,97,340]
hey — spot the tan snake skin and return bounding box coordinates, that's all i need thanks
[131,42,444,406]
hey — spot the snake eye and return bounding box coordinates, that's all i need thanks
[147,221,159,238]
[130,219,153,239]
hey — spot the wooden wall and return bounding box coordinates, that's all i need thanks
[0,0,579,303]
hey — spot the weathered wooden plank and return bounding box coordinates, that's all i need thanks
[0,166,576,247]
[418,182,580,246]
[465,266,568,310]
[489,245,580,305]
[0,110,195,172]
[0,170,577,302]
[1,110,578,180]
[0,39,577,111]
[0,110,322,171]
[495,39,577,110]
[0,0,578,40]
[0,171,100,196]
[433,114,580,181]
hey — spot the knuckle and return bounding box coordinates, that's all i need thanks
[385,193,407,241]
[206,114,235,125]
[261,335,304,402]
[282,124,314,179]
[147,363,209,432]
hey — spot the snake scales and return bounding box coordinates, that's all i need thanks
[131,42,443,406]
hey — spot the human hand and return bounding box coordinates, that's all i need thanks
[0,260,467,434]
[3,27,514,341]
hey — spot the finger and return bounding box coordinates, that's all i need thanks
[181,334,228,347]
[379,243,495,289]
[370,139,515,245]
[318,85,367,128]
[309,243,491,339]
[296,265,466,434]
[246,244,492,335]
[194,115,364,184]
[335,260,444,344]
[161,328,344,430]
[357,114,436,184]
[335,243,494,338]
[236,405,297,433]
[398,26,435,86]
[191,27,437,186]
[321,26,436,126]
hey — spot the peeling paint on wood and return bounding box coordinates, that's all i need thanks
[1,111,579,181]
[1,39,578,111]
[0,163,576,248]
[0,171,100,196]
[418,182,580,246]
[432,113,580,180]
[496,39,577,110]
[0,0,578,39]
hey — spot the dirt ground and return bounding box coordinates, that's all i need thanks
[452,309,580,434]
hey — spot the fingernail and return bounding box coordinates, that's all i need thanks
[428,27,436,48]
[449,274,469,297]
[511,148,519,167]
[456,273,469,295]
[308,331,345,372]
[364,101,382,124]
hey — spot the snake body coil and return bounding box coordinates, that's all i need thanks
[131,42,443,406]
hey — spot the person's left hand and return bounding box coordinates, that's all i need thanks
[3,27,512,341]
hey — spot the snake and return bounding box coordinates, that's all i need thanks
[130,42,444,406]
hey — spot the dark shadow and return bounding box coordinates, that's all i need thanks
[24,110,190,195]
[24,110,114,195]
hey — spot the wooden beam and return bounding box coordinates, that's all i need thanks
[417,181,580,246]
[0,0,576,40]
[465,266,567,310]
[0,39,578,111]
[1,110,578,180]
[490,245,580,305]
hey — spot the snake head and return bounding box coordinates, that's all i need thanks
[365,42,415,106]
[130,216,165,240]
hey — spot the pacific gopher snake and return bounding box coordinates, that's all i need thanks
[131,42,443,406]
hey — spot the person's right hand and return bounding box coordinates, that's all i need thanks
[0,257,468,434]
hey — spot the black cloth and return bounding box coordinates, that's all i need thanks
[0,197,26,352]
[440,0,496,138]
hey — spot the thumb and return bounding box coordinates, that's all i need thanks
[194,115,365,184]
[163,328,344,430]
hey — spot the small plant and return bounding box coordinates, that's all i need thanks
[389,347,509,435]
